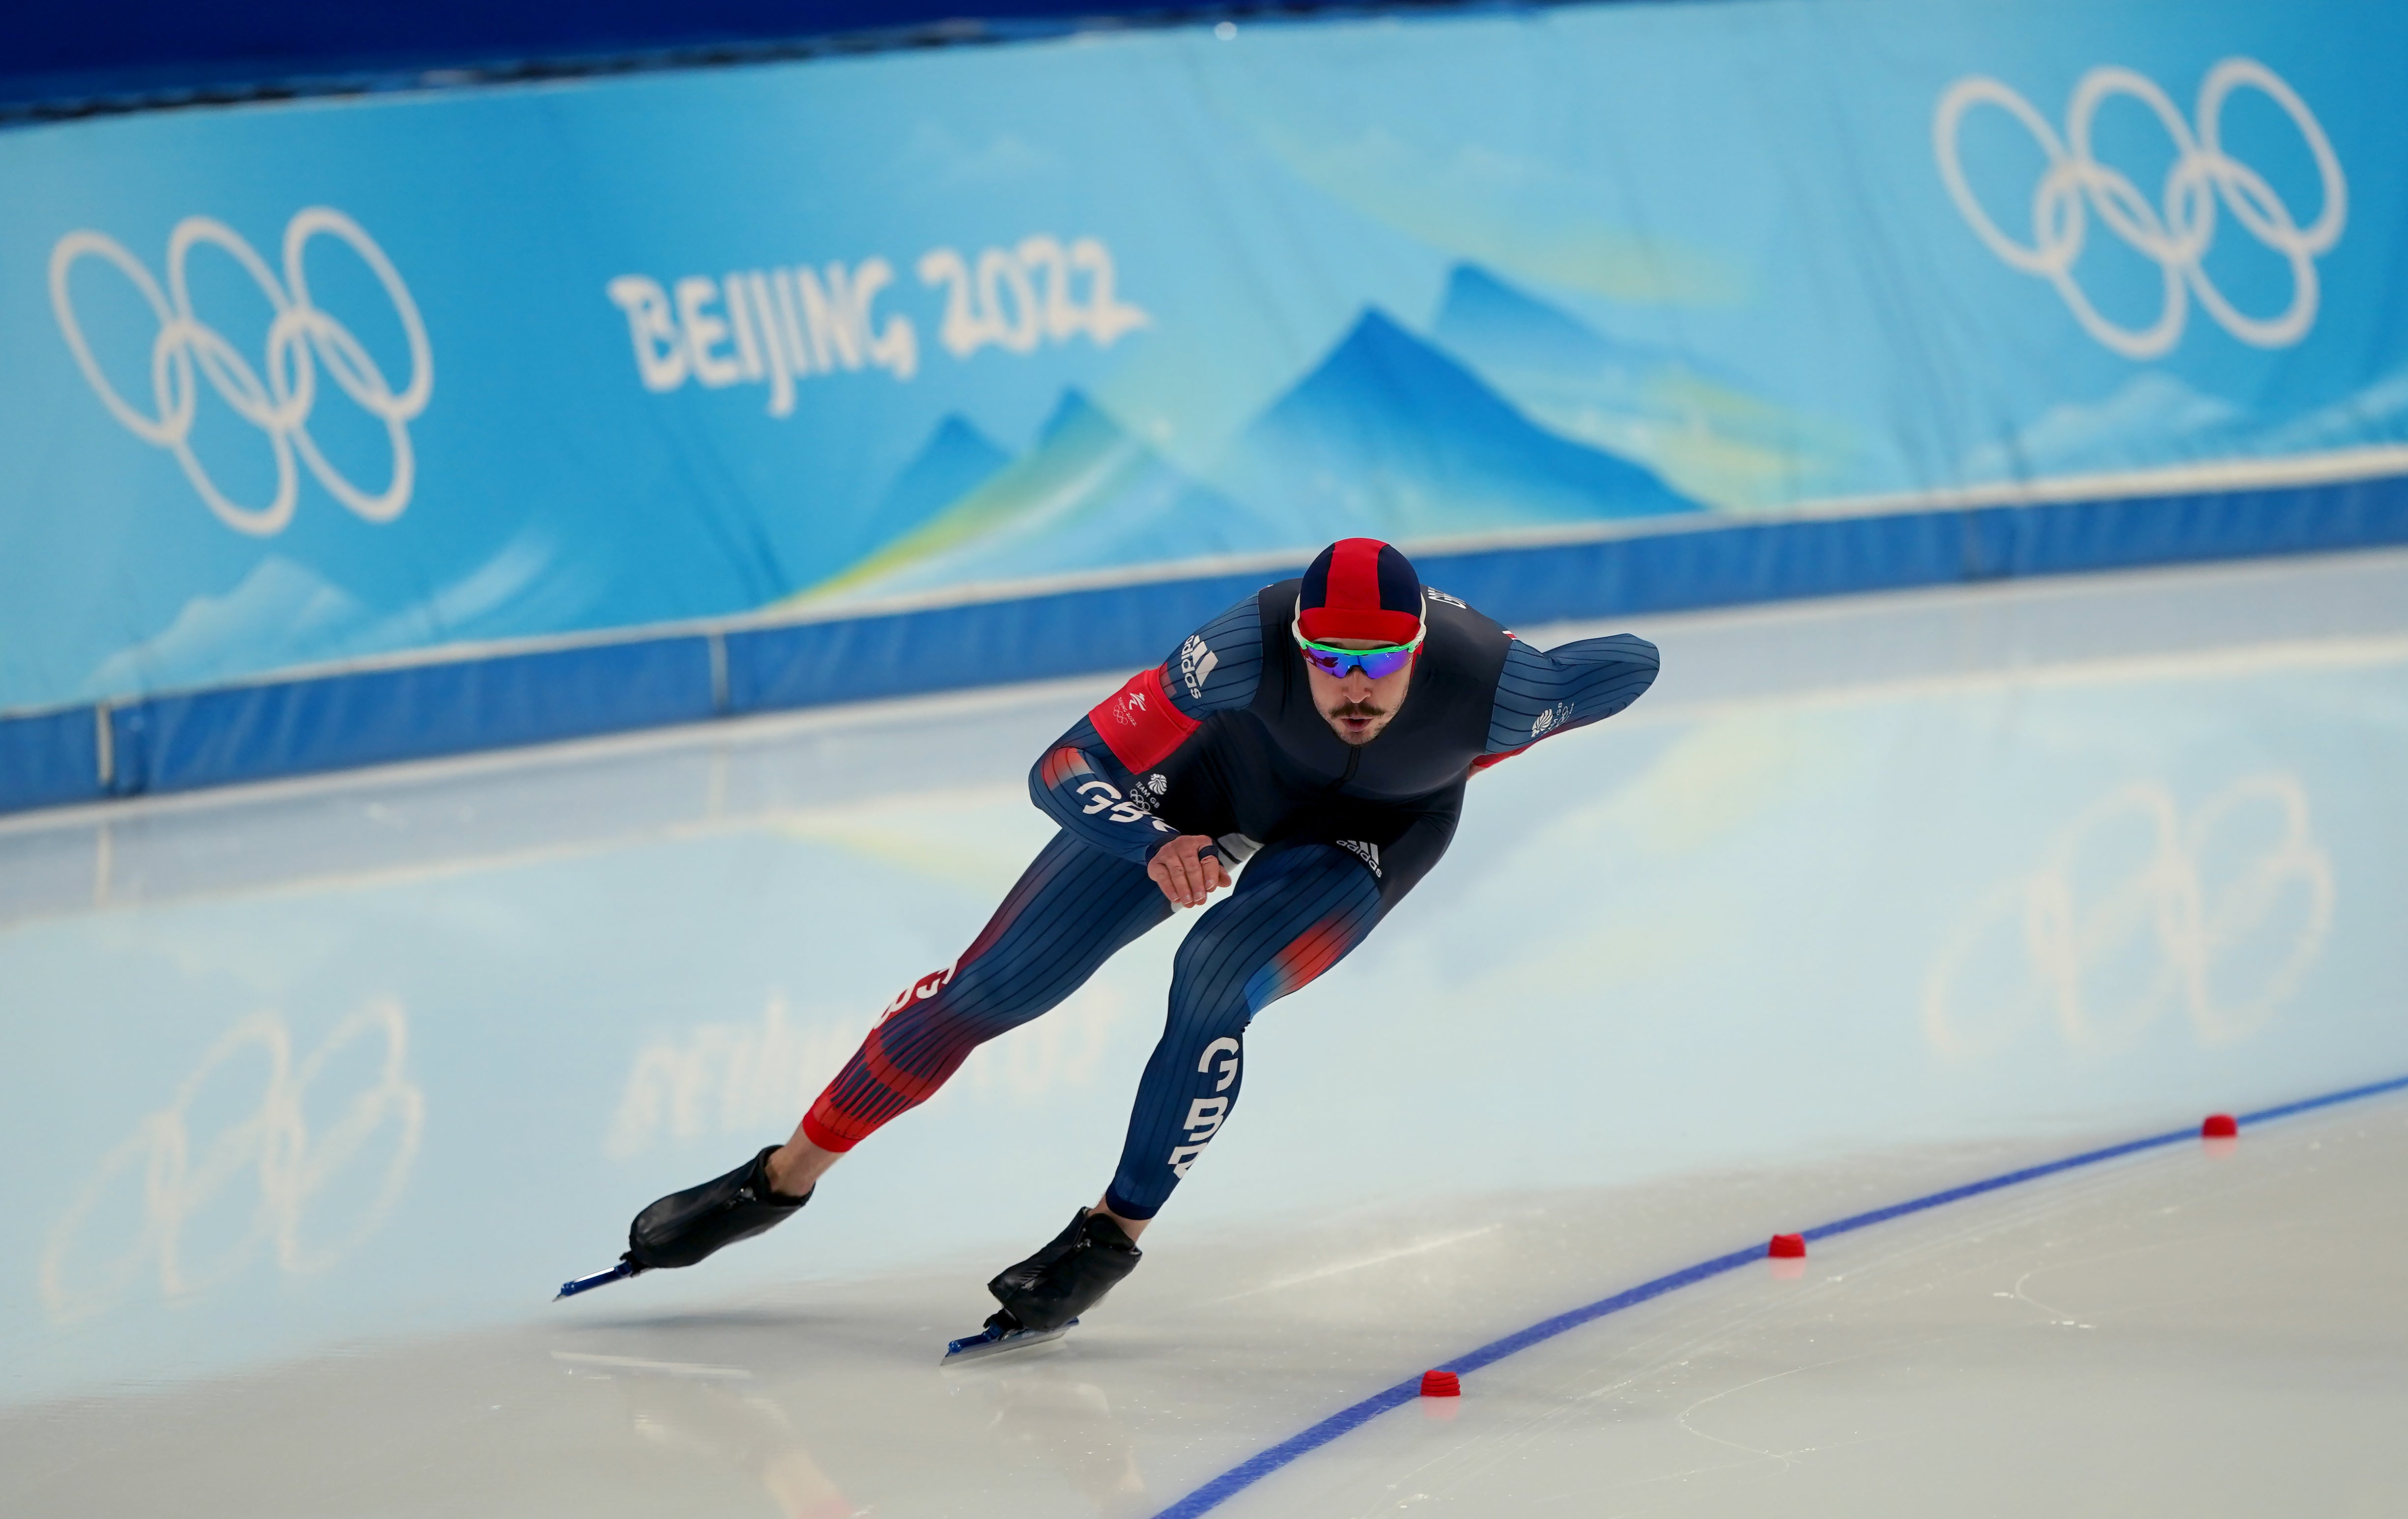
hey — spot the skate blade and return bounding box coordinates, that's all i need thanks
[942,1317,1078,1364]
[555,1259,645,1300]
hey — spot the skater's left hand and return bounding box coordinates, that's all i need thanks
[1148,835,1230,908]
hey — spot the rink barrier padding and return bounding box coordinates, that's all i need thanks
[0,705,105,814]
[92,637,720,799]
[1148,1071,2408,1519]
[722,569,1283,713]
[5,474,2408,813]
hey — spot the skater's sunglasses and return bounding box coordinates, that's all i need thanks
[1291,622,1424,680]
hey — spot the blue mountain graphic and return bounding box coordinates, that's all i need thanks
[800,390,1292,601]
[1215,308,1701,538]
[1429,263,1694,408]
[1423,262,1847,512]
[852,414,1011,564]
[798,303,1710,605]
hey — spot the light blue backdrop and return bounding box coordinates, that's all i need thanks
[3,0,2404,715]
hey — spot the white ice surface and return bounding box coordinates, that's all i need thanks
[2,550,2406,1516]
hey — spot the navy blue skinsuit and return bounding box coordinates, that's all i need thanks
[803,581,1657,1218]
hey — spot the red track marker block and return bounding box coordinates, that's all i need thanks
[1420,1369,1461,1398]
[1768,1233,1807,1258]
[2201,1113,2238,1138]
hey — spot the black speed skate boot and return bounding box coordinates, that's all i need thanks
[627,1145,812,1270]
[989,1209,1142,1333]
[944,1209,1143,1361]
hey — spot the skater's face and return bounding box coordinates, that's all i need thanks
[1304,639,1414,746]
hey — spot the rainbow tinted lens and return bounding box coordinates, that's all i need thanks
[1296,640,1417,679]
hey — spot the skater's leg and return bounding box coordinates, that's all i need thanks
[1098,840,1387,1231]
[620,833,1167,1275]
[974,831,1438,1333]
[776,831,1171,1186]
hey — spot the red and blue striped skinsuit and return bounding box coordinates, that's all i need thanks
[801,578,1658,1219]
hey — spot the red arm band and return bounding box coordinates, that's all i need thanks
[1088,666,1200,771]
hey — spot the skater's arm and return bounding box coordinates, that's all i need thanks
[1027,597,1267,865]
[1158,596,1266,721]
[1031,720,1185,865]
[1474,633,1659,773]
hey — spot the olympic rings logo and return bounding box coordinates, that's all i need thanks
[1922,775,2332,1060]
[1934,59,2347,359]
[49,209,434,536]
[40,999,425,1324]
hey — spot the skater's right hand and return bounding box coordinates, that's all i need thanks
[1148,835,1230,908]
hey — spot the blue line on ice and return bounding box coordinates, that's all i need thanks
[1150,1072,2408,1519]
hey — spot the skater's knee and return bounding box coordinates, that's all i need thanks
[1167,911,1272,1012]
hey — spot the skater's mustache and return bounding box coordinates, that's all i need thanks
[1326,701,1387,719]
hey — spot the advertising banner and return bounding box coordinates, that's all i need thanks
[3,0,2406,798]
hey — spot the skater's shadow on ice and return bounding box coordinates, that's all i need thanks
[548,1299,998,1373]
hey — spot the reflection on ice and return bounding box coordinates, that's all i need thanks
[946,1364,1153,1519]
[606,995,871,1161]
[42,997,423,1325]
[1922,772,2337,1060]
[556,1351,861,1519]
